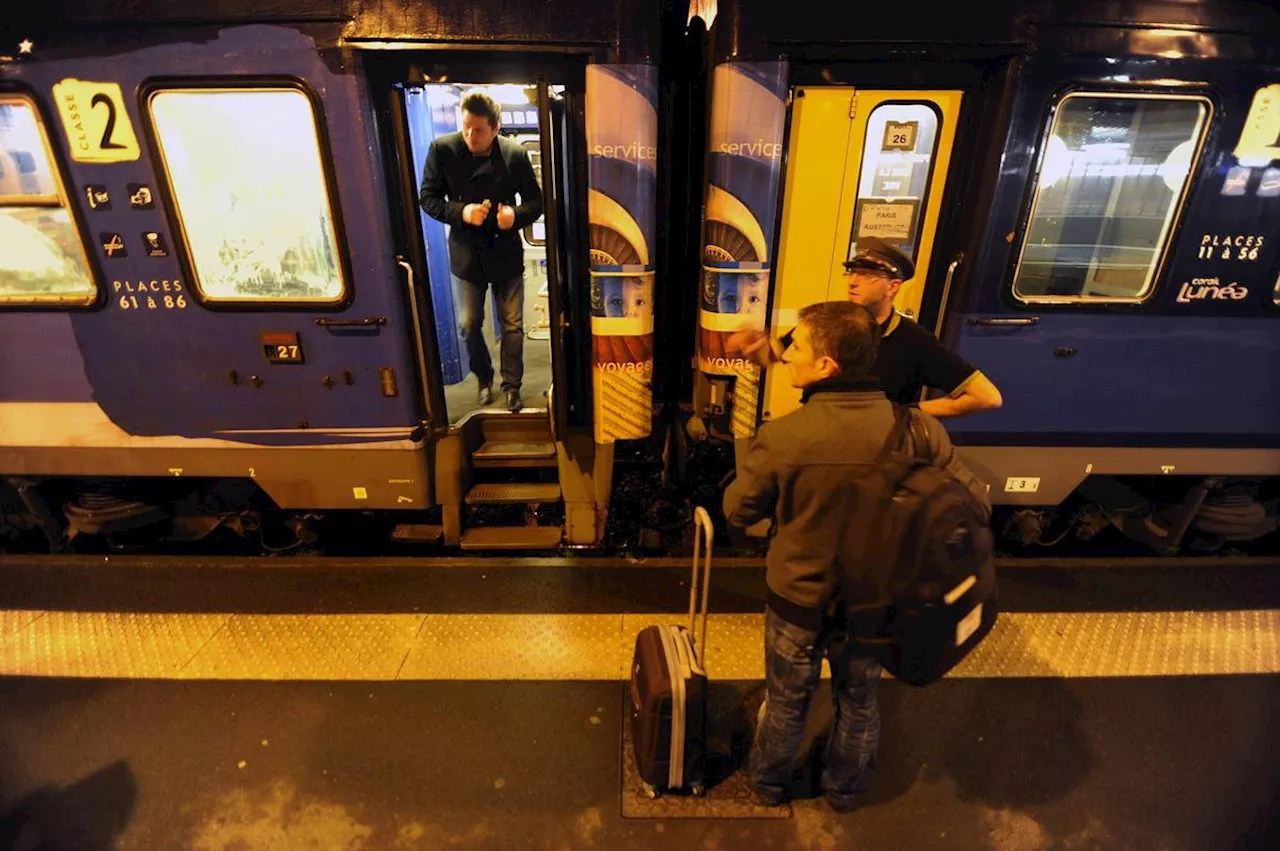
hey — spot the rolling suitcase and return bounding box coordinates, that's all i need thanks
[627,506,713,798]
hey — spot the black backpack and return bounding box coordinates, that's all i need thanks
[837,405,998,686]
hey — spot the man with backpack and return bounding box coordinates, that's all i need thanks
[723,301,992,813]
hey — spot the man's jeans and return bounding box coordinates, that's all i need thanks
[455,275,524,392]
[750,607,883,808]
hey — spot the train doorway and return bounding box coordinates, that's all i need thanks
[376,54,591,439]
[400,82,553,423]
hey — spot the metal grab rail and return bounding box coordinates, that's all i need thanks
[547,381,557,444]
[688,506,714,665]
[314,316,387,327]
[967,316,1040,326]
[933,254,963,337]
[397,258,436,423]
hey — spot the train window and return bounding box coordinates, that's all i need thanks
[846,103,941,267]
[1013,93,1210,302]
[148,87,346,304]
[0,96,97,306]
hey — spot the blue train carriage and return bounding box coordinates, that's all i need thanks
[0,0,664,552]
[688,0,1280,553]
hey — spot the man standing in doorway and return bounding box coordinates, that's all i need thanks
[420,89,544,412]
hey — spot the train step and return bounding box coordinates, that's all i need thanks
[389,523,444,544]
[479,415,554,438]
[465,483,562,505]
[472,441,557,469]
[459,525,564,550]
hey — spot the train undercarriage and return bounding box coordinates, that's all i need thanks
[3,448,1277,558]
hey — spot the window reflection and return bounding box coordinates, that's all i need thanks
[0,98,95,304]
[1014,94,1209,301]
[149,88,345,303]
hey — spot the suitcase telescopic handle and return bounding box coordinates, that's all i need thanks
[688,506,714,665]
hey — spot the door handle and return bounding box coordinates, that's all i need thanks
[314,317,387,327]
[932,254,963,337]
[397,257,437,424]
[547,381,557,444]
[967,317,1040,326]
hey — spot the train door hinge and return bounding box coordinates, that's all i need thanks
[849,93,858,119]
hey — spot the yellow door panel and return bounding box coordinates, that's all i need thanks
[763,87,964,423]
[762,87,857,420]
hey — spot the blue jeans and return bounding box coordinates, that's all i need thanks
[454,274,524,392]
[750,607,883,807]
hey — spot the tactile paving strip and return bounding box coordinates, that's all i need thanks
[0,610,44,639]
[399,614,625,680]
[953,609,1280,678]
[1,609,1276,680]
[181,614,424,680]
[0,611,229,678]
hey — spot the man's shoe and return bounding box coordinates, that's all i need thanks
[824,793,860,814]
[747,787,787,809]
[477,384,494,406]
[505,389,522,412]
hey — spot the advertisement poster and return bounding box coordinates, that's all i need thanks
[586,64,658,443]
[697,61,788,438]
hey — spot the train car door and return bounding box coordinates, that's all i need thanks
[762,87,964,420]
[536,81,593,437]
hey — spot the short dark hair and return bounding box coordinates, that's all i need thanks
[797,301,879,379]
[460,89,501,128]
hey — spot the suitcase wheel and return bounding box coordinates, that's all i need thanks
[690,782,706,797]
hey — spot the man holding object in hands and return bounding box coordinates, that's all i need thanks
[420,89,544,413]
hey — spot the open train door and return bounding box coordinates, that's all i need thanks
[385,90,449,436]
[536,79,593,438]
[537,81,616,545]
[376,56,601,548]
[537,79,608,545]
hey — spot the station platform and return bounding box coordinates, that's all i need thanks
[1,555,1278,850]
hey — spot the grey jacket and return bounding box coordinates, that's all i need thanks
[723,377,991,626]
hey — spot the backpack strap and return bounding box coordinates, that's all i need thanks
[873,404,913,466]
[905,407,931,462]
